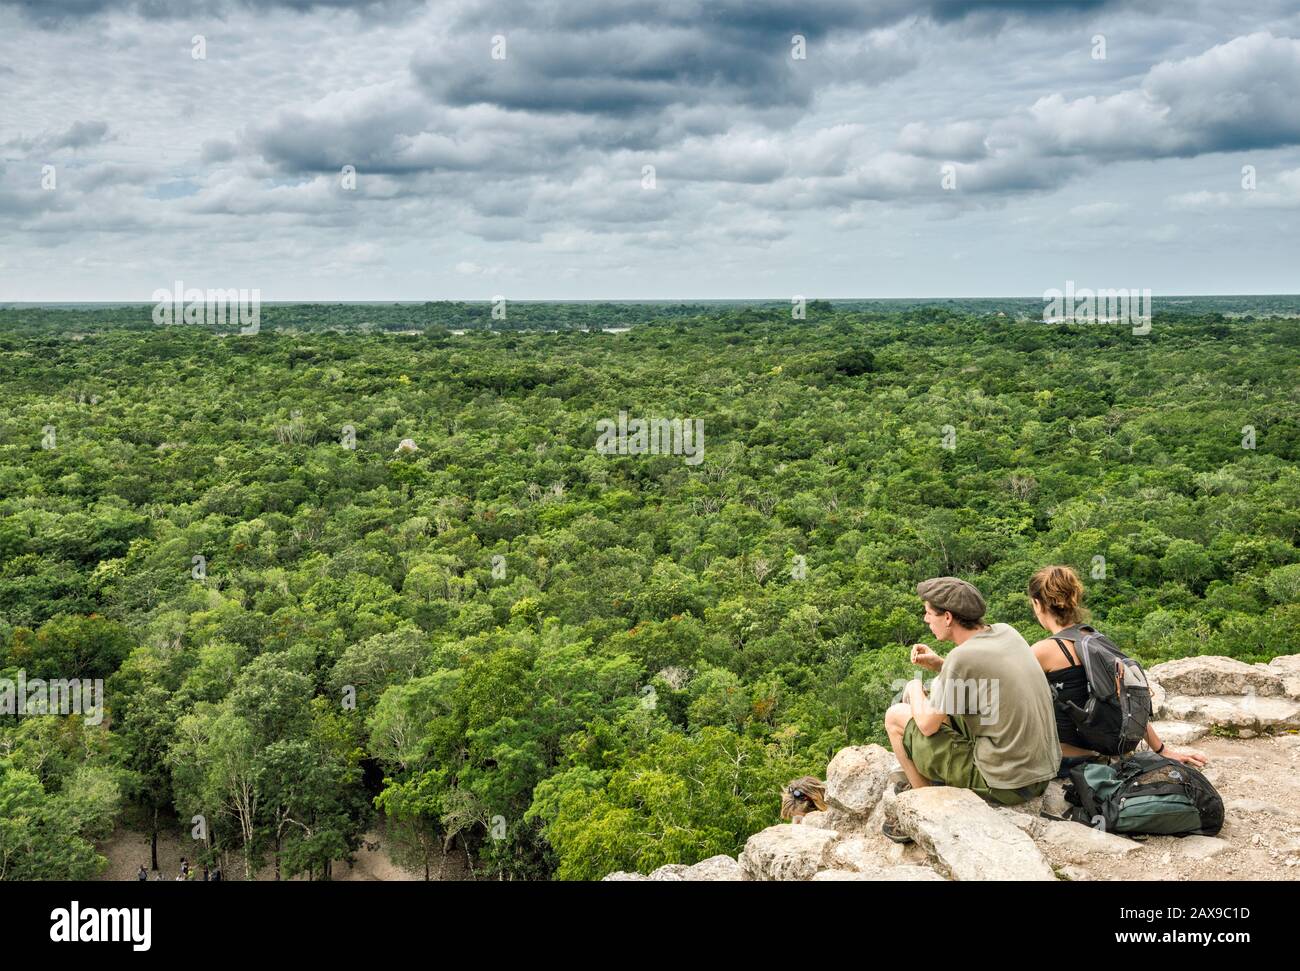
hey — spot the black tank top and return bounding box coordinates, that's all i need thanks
[1045,637,1089,744]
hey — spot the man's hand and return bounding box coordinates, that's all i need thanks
[910,643,943,672]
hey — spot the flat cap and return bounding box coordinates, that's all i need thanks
[916,576,986,621]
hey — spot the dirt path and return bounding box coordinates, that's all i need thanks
[95,825,472,882]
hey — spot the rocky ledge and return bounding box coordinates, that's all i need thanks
[602,653,1300,882]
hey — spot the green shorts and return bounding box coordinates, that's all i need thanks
[903,716,1049,806]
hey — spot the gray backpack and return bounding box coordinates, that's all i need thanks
[1051,624,1152,756]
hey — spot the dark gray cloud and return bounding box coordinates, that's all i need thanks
[256,4,929,180]
[447,0,1121,34]
[1,0,415,23]
[926,0,1113,22]
[4,0,1118,25]
[412,0,1122,118]
[413,27,813,117]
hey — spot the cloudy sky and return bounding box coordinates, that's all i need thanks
[2,0,1299,301]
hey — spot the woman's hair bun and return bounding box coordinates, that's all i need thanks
[1027,565,1087,624]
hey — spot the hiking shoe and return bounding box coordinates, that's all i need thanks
[881,822,913,845]
[894,778,942,794]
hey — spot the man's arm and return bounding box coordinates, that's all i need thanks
[905,677,949,736]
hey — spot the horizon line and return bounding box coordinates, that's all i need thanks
[3,292,1300,307]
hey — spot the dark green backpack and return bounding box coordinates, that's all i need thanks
[1063,751,1224,837]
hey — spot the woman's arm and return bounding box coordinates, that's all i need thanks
[1144,722,1208,768]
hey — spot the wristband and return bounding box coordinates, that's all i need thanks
[1154,742,1165,754]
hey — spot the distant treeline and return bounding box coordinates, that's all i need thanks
[2,294,1298,337]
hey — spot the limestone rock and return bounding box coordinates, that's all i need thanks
[825,744,896,817]
[1178,835,1231,861]
[1266,657,1300,699]
[1000,781,1069,820]
[811,864,945,881]
[995,799,1128,862]
[1042,779,1071,818]
[1148,656,1284,698]
[1149,677,1166,719]
[1161,694,1300,734]
[1056,864,1093,881]
[740,824,840,881]
[679,855,744,881]
[882,837,929,866]
[647,864,689,881]
[1002,793,1046,818]
[800,807,870,836]
[1034,819,1142,865]
[1141,720,1208,747]
[865,782,898,835]
[604,854,743,881]
[998,810,1042,838]
[797,810,833,830]
[889,786,1056,881]
[829,836,895,873]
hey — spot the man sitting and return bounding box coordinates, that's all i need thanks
[884,577,1061,815]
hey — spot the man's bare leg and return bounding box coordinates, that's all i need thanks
[885,702,931,790]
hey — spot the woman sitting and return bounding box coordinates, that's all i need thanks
[1026,565,1207,773]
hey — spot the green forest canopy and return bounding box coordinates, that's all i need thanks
[1,300,1297,880]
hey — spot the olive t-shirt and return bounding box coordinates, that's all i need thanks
[929,622,1061,789]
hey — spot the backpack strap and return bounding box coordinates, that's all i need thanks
[1054,624,1092,642]
[1051,637,1078,667]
